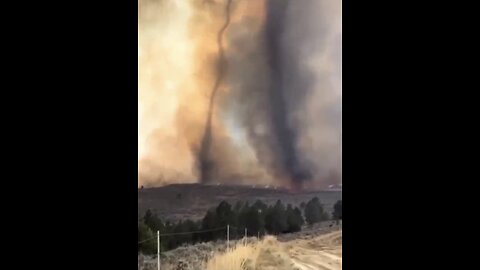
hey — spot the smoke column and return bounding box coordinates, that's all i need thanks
[198,0,233,183]
[138,0,342,189]
[264,0,312,189]
[228,0,342,189]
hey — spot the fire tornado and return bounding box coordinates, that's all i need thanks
[198,0,233,183]
[138,0,342,190]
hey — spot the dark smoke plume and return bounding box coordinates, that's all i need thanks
[264,0,313,189]
[198,0,233,183]
[226,0,342,190]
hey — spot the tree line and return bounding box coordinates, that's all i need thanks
[139,197,342,254]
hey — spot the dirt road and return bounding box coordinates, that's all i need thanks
[252,229,342,270]
[286,230,342,270]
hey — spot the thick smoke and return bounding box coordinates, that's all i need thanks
[264,0,314,189]
[266,0,342,189]
[138,0,235,186]
[227,0,342,189]
[138,0,342,189]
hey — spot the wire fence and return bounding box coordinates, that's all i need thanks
[138,225,235,270]
[138,222,342,270]
[139,221,342,244]
[138,226,228,244]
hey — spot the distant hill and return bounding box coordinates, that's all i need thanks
[138,183,342,221]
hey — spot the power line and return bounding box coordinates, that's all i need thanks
[139,224,341,244]
[139,226,227,244]
[138,236,156,244]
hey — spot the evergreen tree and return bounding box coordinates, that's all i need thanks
[183,219,199,243]
[304,197,327,225]
[170,220,196,249]
[300,202,306,210]
[216,201,235,226]
[138,222,156,254]
[201,209,219,241]
[293,207,304,227]
[333,200,342,220]
[232,201,243,234]
[252,200,268,213]
[237,202,250,235]
[265,200,287,234]
[286,204,302,232]
[245,204,265,235]
[143,209,164,232]
[234,201,243,213]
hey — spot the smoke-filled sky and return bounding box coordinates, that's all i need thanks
[138,0,342,190]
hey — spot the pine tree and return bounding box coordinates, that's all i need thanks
[245,204,265,235]
[216,201,235,227]
[304,197,327,225]
[237,202,250,235]
[333,200,342,220]
[252,200,268,213]
[138,222,156,254]
[232,201,243,233]
[234,201,243,213]
[201,209,219,241]
[143,209,164,232]
[286,204,301,232]
[265,200,287,234]
[294,207,304,227]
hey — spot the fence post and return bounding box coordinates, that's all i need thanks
[157,230,160,270]
[227,225,230,251]
[244,228,247,246]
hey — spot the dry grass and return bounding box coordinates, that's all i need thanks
[205,238,264,270]
[205,236,296,270]
[139,228,342,270]
[204,230,342,270]
[141,238,260,270]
